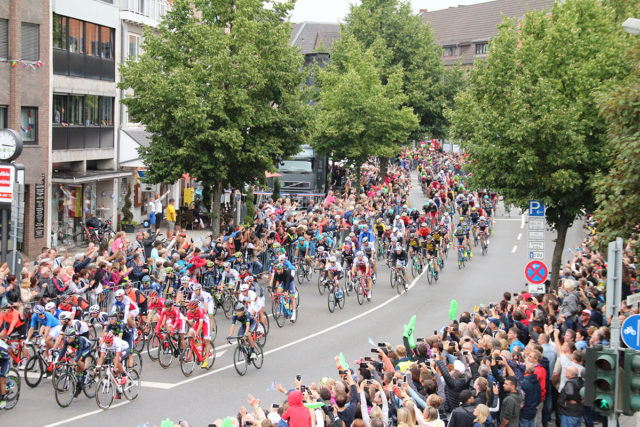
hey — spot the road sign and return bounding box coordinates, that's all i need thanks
[528,219,545,230]
[627,293,640,307]
[529,200,545,217]
[622,315,640,351]
[528,241,544,250]
[528,231,544,241]
[528,284,546,294]
[525,260,548,285]
[529,251,544,260]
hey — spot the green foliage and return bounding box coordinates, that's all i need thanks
[119,0,313,192]
[343,0,461,139]
[121,186,133,223]
[595,41,640,249]
[314,34,418,180]
[271,177,281,202]
[448,0,632,284]
[244,186,256,225]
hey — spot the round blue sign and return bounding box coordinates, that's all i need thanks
[622,314,640,351]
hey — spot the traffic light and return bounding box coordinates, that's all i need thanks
[592,348,617,415]
[622,349,640,415]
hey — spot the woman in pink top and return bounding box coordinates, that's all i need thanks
[324,190,336,208]
[111,231,125,254]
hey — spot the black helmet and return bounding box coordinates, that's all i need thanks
[164,299,174,308]
[234,302,245,312]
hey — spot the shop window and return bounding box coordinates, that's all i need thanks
[20,107,37,143]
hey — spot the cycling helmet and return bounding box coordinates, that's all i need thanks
[0,302,10,310]
[45,302,56,311]
[234,251,243,258]
[34,304,45,315]
[484,195,489,200]
[164,299,174,308]
[103,331,114,345]
[115,289,125,298]
[274,263,284,271]
[240,263,249,271]
[187,300,199,310]
[317,246,325,252]
[206,261,215,268]
[142,275,151,283]
[65,327,77,337]
[421,223,427,227]
[239,283,250,292]
[63,295,74,304]
[427,235,433,241]
[456,226,463,232]
[223,262,231,268]
[363,224,369,230]
[108,311,119,319]
[165,267,174,274]
[298,237,305,242]
[277,255,286,263]
[349,232,356,238]
[329,256,337,263]
[234,302,245,312]
[362,237,369,243]
[59,312,72,322]
[180,275,190,284]
[356,251,364,257]
[89,305,100,314]
[124,281,133,290]
[147,290,159,298]
[272,242,280,249]
[471,206,477,212]
[191,282,202,291]
[395,244,403,251]
[244,276,254,284]
[480,216,486,220]
[392,227,399,233]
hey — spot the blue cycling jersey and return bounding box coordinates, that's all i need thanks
[30,312,60,329]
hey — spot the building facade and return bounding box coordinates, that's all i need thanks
[0,0,50,258]
[421,0,555,66]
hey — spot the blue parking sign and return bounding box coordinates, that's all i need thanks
[529,200,545,217]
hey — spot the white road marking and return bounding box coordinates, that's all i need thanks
[42,401,131,427]
[520,214,525,229]
[141,380,174,389]
[511,245,518,253]
[494,218,522,222]
[517,233,522,241]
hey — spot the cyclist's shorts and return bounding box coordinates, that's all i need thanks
[395,260,407,267]
[0,357,9,377]
[189,319,211,341]
[49,325,63,340]
[2,322,27,338]
[238,320,257,337]
[428,250,437,257]
[138,300,149,316]
[456,238,465,246]
[74,346,93,362]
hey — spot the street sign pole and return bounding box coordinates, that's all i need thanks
[605,237,623,425]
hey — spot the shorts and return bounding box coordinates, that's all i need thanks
[128,307,140,318]
[0,357,9,377]
[238,320,257,337]
[2,322,27,338]
[428,250,437,257]
[138,300,148,316]
[167,318,186,334]
[255,296,265,312]
[49,325,63,340]
[118,347,130,360]
[168,221,176,231]
[395,260,407,268]
[206,303,214,316]
[74,346,93,362]
[277,280,295,294]
[189,320,211,340]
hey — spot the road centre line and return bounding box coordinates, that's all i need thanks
[511,245,518,253]
[42,401,131,427]
[517,233,522,240]
[520,214,525,229]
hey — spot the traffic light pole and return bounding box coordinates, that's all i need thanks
[606,237,624,426]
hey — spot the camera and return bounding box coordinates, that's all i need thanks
[321,403,335,417]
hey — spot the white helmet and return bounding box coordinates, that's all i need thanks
[89,305,100,314]
[45,302,56,311]
[329,256,337,263]
[59,312,72,321]
[278,254,287,262]
[480,216,486,220]
[180,275,190,284]
[239,283,250,292]
[115,289,125,297]
[191,283,202,291]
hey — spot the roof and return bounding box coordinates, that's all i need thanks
[291,22,341,54]
[422,0,555,46]
[122,128,152,148]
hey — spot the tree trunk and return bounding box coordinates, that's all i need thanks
[211,180,222,238]
[550,215,570,291]
[379,157,389,181]
[355,164,362,194]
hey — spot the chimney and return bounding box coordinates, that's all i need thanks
[419,9,428,14]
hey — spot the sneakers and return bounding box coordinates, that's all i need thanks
[367,289,372,301]
[291,309,297,322]
[201,359,209,369]
[115,392,122,400]
[249,351,256,360]
[120,375,128,386]
[73,384,83,397]
[0,396,6,409]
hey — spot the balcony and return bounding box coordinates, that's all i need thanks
[120,0,171,28]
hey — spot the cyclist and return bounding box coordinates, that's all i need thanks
[407,231,421,265]
[469,206,480,238]
[270,263,296,322]
[95,331,129,396]
[57,295,88,319]
[482,194,494,231]
[352,251,373,300]
[124,281,148,323]
[45,301,60,318]
[389,227,404,247]
[454,225,469,262]
[313,245,329,272]
[462,218,473,258]
[243,276,267,328]
[112,289,138,330]
[276,254,296,280]
[293,236,310,261]
[341,243,355,270]
[56,327,93,397]
[425,235,440,277]
[0,302,26,339]
[155,299,186,350]
[88,305,109,327]
[146,291,165,324]
[140,274,161,294]
[390,244,409,283]
[0,338,10,408]
[325,256,344,296]
[361,236,377,282]
[190,283,215,336]
[26,304,62,359]
[57,311,91,345]
[478,215,490,247]
[373,218,386,243]
[185,300,212,368]
[220,262,240,288]
[104,309,134,368]
[227,303,257,359]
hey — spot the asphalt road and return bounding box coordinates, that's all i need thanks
[6,173,586,427]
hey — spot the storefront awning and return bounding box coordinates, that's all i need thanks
[52,169,132,184]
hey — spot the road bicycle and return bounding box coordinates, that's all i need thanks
[327,281,345,313]
[228,335,263,376]
[441,236,450,258]
[456,245,467,269]
[23,338,56,388]
[317,269,329,296]
[295,256,312,285]
[271,292,297,327]
[52,359,98,408]
[472,225,479,247]
[479,232,488,256]
[376,240,386,261]
[95,363,140,409]
[343,270,354,296]
[410,253,423,278]
[179,336,216,377]
[3,367,20,410]
[157,329,185,369]
[355,273,371,305]
[5,336,33,368]
[391,265,408,295]
[426,255,439,285]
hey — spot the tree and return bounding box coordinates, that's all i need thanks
[595,40,640,250]
[448,0,632,288]
[314,34,418,191]
[343,0,462,142]
[271,177,281,202]
[119,0,312,237]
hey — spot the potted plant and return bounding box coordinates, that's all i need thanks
[121,186,135,232]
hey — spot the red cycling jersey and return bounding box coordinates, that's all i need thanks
[148,297,166,313]
[187,308,208,331]
[156,306,183,334]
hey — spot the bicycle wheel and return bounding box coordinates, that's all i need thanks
[95,378,114,409]
[222,295,234,319]
[272,300,284,328]
[88,324,99,343]
[336,287,345,309]
[158,337,174,368]
[252,343,264,369]
[261,314,270,336]
[4,368,20,410]
[233,345,248,376]
[356,281,365,305]
[317,275,326,296]
[296,266,304,285]
[427,264,433,284]
[343,275,352,296]
[396,276,405,295]
[131,350,143,374]
[123,368,140,401]
[24,355,43,388]
[255,322,267,347]
[133,328,145,353]
[458,250,463,270]
[210,317,218,341]
[83,365,98,399]
[327,290,336,313]
[203,341,216,370]
[147,333,161,362]
[54,372,76,408]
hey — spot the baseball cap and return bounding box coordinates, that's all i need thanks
[581,309,591,316]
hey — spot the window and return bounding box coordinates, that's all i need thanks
[475,42,488,55]
[68,18,84,53]
[0,106,6,129]
[128,34,142,59]
[21,23,39,61]
[69,96,84,125]
[279,160,312,173]
[20,107,37,143]
[99,26,114,59]
[53,94,68,125]
[53,15,67,49]
[99,97,113,126]
[86,22,100,56]
[85,95,99,126]
[443,45,459,57]
[0,19,7,59]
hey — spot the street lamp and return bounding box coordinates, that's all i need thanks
[622,17,640,35]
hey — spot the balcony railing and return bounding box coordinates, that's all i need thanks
[120,0,171,27]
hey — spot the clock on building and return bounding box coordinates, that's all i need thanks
[0,129,23,162]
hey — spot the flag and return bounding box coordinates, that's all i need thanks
[368,336,377,347]
[267,379,277,391]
